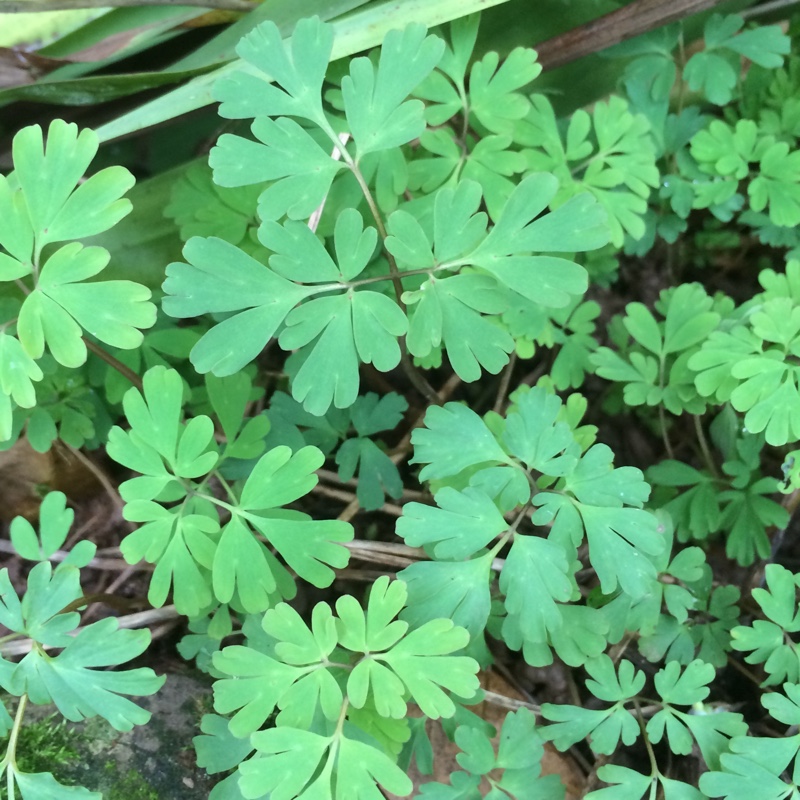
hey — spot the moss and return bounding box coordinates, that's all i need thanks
[0,713,82,798]
[103,762,159,800]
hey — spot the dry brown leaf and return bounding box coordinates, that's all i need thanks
[385,669,586,799]
[0,46,66,88]
[0,438,103,521]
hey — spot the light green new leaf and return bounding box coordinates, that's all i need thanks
[684,14,789,105]
[336,734,414,798]
[18,243,155,366]
[337,577,478,717]
[12,120,134,245]
[749,140,800,227]
[240,445,324,510]
[120,502,218,616]
[10,490,94,569]
[469,47,541,135]
[342,23,444,158]
[0,563,81,648]
[0,175,34,271]
[0,332,42,411]
[240,726,332,800]
[213,646,305,738]
[379,619,478,719]
[212,517,277,613]
[112,366,217,476]
[248,513,352,590]
[336,575,408,653]
[731,563,800,685]
[264,602,338,666]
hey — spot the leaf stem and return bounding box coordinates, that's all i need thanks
[347,162,441,406]
[5,693,28,773]
[633,699,659,780]
[693,414,720,479]
[83,337,143,391]
[214,472,240,506]
[493,352,517,414]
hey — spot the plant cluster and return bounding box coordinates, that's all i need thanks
[4,5,800,800]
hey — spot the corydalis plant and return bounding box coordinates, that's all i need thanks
[106,365,354,619]
[160,15,610,415]
[0,119,156,446]
[0,492,164,799]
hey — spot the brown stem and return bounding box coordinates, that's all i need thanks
[534,0,723,71]
[83,337,143,391]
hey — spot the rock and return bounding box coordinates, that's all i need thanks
[8,671,216,799]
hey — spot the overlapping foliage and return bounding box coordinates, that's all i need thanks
[3,5,800,800]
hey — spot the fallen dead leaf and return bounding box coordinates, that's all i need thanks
[385,669,586,799]
[0,46,67,88]
[0,438,103,521]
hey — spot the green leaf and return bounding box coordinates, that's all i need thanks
[212,645,304,737]
[18,243,155,366]
[194,714,254,775]
[214,16,333,127]
[0,333,42,417]
[468,47,541,135]
[210,117,344,222]
[399,555,493,639]
[472,175,602,304]
[700,733,800,800]
[9,615,163,731]
[542,656,644,755]
[238,727,332,799]
[10,770,102,799]
[339,576,479,719]
[162,236,313,377]
[10,491,94,568]
[342,23,444,158]
[684,14,789,105]
[501,387,580,475]
[397,487,507,559]
[731,563,800,685]
[336,436,403,510]
[500,535,573,664]
[410,402,509,481]
[12,119,134,245]
[518,95,657,246]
